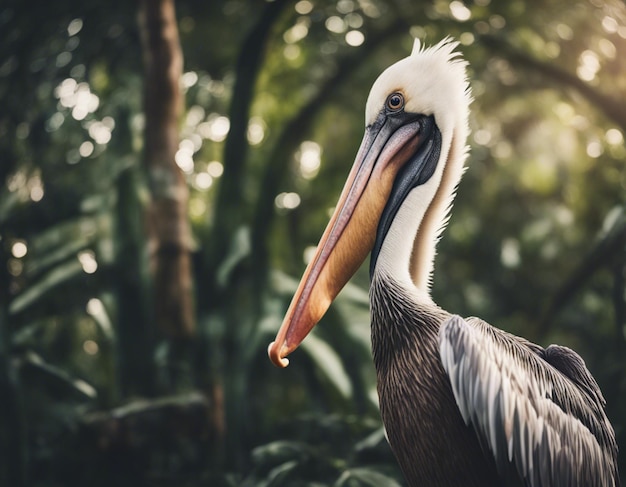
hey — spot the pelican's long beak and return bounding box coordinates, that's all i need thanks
[268,112,435,367]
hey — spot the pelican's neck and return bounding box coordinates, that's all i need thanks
[373,185,437,305]
[372,123,468,304]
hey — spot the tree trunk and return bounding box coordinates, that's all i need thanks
[138,0,194,390]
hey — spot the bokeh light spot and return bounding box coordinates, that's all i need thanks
[345,30,365,47]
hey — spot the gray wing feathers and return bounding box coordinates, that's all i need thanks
[438,315,619,487]
[542,344,606,407]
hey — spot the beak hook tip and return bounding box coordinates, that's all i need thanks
[268,341,290,368]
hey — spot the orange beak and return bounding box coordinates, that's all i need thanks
[268,114,427,367]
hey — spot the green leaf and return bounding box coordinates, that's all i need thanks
[353,427,387,452]
[270,269,300,295]
[251,440,311,466]
[265,460,299,486]
[334,467,403,487]
[86,296,114,340]
[600,204,625,239]
[0,190,22,224]
[301,332,353,399]
[217,226,251,287]
[9,259,84,314]
[18,351,97,400]
[26,235,91,277]
[28,216,98,255]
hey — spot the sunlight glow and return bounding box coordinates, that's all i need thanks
[345,30,365,46]
[606,128,624,145]
[11,241,27,258]
[87,298,104,316]
[186,105,205,127]
[295,1,313,15]
[601,16,618,34]
[199,115,230,142]
[362,4,380,18]
[56,78,77,105]
[189,198,207,217]
[489,15,506,29]
[78,250,98,274]
[207,161,224,178]
[545,42,560,59]
[76,88,98,118]
[30,183,44,202]
[83,340,99,355]
[180,138,197,154]
[67,18,83,36]
[275,192,301,210]
[586,140,603,158]
[55,79,100,122]
[493,141,512,159]
[577,50,600,82]
[473,129,492,146]
[303,245,317,264]
[86,117,115,145]
[500,238,520,268]
[7,171,26,192]
[460,32,475,45]
[194,172,213,190]
[284,20,309,44]
[598,39,616,59]
[79,141,94,157]
[284,44,302,61]
[175,147,194,173]
[182,71,198,89]
[450,1,472,21]
[326,16,346,34]
[555,23,573,40]
[298,141,322,179]
[345,13,363,29]
[337,0,355,14]
[247,117,266,145]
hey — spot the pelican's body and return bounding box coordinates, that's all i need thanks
[269,39,619,486]
[371,276,500,485]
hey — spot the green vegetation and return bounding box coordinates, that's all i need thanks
[0,0,624,485]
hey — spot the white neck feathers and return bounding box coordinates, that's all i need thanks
[371,38,472,298]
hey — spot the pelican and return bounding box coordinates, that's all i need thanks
[268,39,619,486]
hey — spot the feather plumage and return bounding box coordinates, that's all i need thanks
[439,315,619,486]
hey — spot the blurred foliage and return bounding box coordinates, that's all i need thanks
[0,0,625,485]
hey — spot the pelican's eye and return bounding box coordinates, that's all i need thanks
[386,92,404,112]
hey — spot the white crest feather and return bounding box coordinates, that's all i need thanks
[411,38,422,55]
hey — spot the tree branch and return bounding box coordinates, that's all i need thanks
[539,207,626,337]
[209,0,291,278]
[479,34,626,131]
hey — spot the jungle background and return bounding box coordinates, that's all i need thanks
[1,0,625,485]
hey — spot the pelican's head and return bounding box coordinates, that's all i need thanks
[269,38,472,367]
